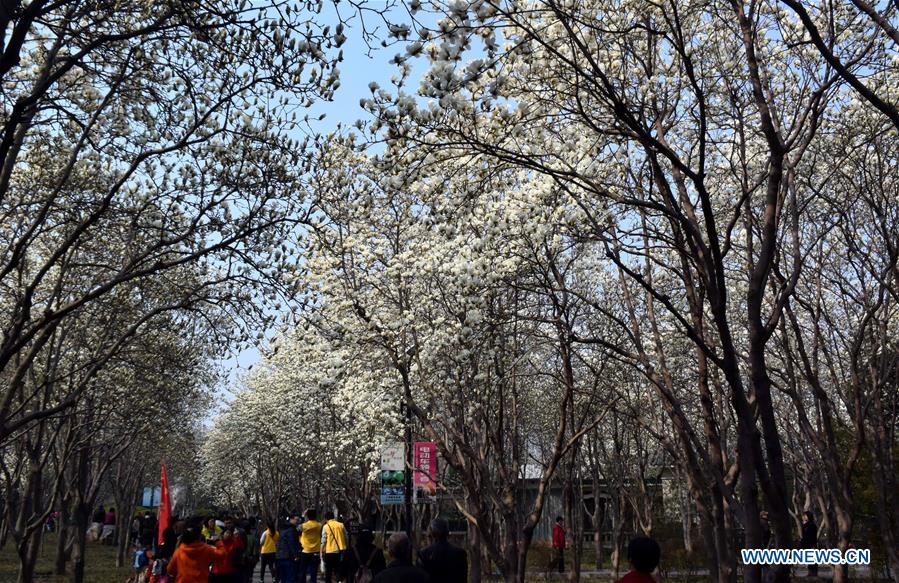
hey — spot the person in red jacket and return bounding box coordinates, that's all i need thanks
[616,537,660,583]
[210,527,246,583]
[551,516,566,574]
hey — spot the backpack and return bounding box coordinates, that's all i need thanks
[134,550,149,569]
[151,558,167,576]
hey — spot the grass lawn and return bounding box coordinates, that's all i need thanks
[0,532,131,583]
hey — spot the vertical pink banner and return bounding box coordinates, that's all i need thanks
[413,442,437,501]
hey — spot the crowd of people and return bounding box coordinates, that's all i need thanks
[92,498,837,583]
[130,514,261,583]
[118,502,834,583]
[126,511,469,583]
[133,511,160,547]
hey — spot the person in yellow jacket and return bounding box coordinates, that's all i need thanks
[259,519,279,583]
[300,509,323,583]
[320,511,348,583]
[201,517,223,542]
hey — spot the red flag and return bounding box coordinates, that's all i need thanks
[158,464,172,546]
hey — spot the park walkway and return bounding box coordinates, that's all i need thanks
[256,566,870,582]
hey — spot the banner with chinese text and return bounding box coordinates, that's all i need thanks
[413,442,437,503]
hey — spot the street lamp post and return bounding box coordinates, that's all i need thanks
[402,387,414,546]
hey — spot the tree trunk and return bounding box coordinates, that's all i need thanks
[869,383,899,580]
[17,531,41,583]
[713,488,736,583]
[513,527,535,583]
[68,443,93,583]
[468,520,482,583]
[677,471,692,553]
[590,499,603,570]
[15,464,43,583]
[69,500,90,583]
[55,506,70,575]
[564,454,583,583]
[0,505,8,550]
[117,509,132,568]
[734,421,764,583]
[115,480,141,568]
[870,435,899,579]
[609,491,625,580]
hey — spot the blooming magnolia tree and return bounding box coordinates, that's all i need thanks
[4,1,893,582]
[200,326,401,525]
[270,138,627,581]
[0,304,216,583]
[0,0,356,444]
[195,2,891,583]
[0,1,392,581]
[344,1,899,582]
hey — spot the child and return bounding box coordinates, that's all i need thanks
[617,537,661,583]
[132,545,151,583]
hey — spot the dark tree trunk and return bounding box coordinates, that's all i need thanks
[15,463,44,583]
[18,530,41,583]
[468,520,482,583]
[54,506,71,575]
[870,412,899,579]
[69,500,90,583]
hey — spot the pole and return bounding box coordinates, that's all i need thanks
[403,390,414,545]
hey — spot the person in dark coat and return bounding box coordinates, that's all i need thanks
[347,528,387,583]
[276,516,302,583]
[92,507,106,524]
[141,512,158,547]
[372,533,430,583]
[800,511,818,577]
[417,519,466,583]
